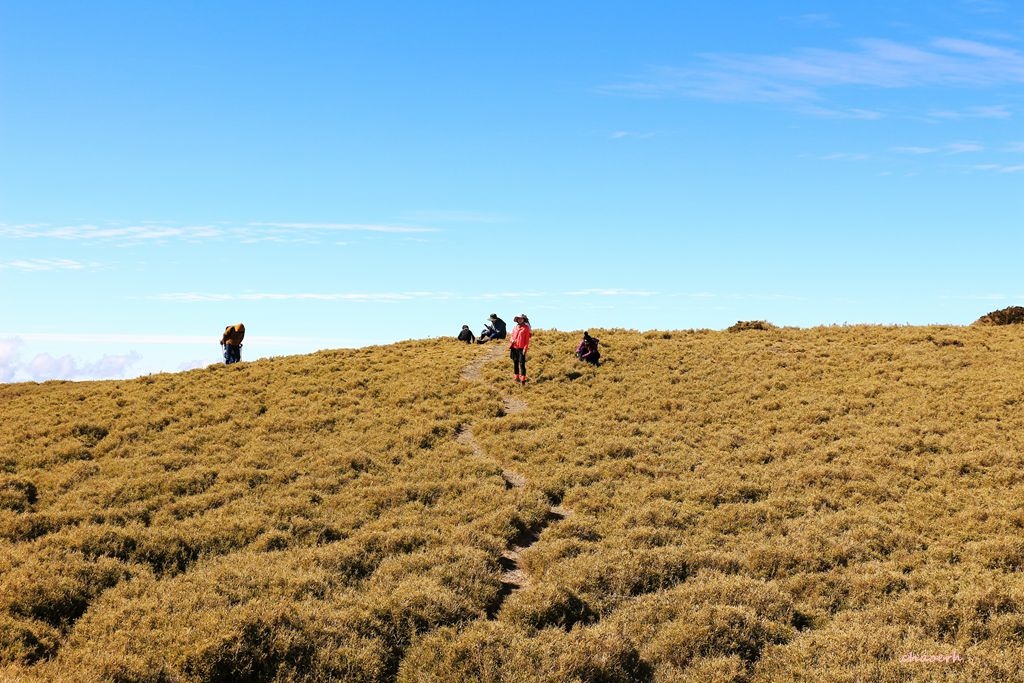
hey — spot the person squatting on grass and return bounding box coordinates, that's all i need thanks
[509,314,531,383]
[575,331,600,366]
[457,325,476,344]
[220,323,245,364]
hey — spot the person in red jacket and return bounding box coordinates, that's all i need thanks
[509,314,532,383]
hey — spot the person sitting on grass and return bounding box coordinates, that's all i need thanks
[477,313,507,343]
[575,331,600,366]
[457,325,476,344]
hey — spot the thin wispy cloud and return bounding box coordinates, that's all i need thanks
[787,13,839,28]
[667,292,804,301]
[799,106,885,120]
[927,104,1012,119]
[600,37,1024,107]
[0,220,439,245]
[154,291,455,303]
[609,131,656,140]
[892,146,937,154]
[472,292,549,300]
[398,210,510,224]
[892,141,985,155]
[155,289,803,305]
[818,152,870,161]
[973,163,1024,173]
[0,223,221,242]
[247,222,437,234]
[0,258,93,271]
[939,293,1024,301]
[565,288,657,297]
[945,141,985,154]
[960,0,1008,14]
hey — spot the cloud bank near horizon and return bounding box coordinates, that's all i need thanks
[0,337,142,383]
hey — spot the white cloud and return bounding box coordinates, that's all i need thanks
[609,131,657,139]
[666,292,804,301]
[928,104,1012,119]
[818,152,870,161]
[247,222,436,233]
[787,13,839,28]
[398,210,509,224]
[154,291,451,303]
[799,106,886,120]
[945,141,985,154]
[0,220,439,246]
[970,162,1024,172]
[892,142,984,155]
[892,146,937,154]
[0,338,24,382]
[960,0,1008,14]
[24,351,142,382]
[472,292,548,300]
[0,258,93,271]
[0,336,143,382]
[1006,142,1024,153]
[600,36,1024,107]
[565,288,658,296]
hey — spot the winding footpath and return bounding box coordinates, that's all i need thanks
[457,344,571,618]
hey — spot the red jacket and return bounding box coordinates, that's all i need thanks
[509,324,531,351]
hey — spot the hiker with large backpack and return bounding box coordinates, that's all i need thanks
[220,323,245,364]
[509,314,531,383]
[575,331,600,366]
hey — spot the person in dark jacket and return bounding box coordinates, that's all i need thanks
[477,314,507,343]
[575,331,600,365]
[220,323,245,364]
[457,325,476,344]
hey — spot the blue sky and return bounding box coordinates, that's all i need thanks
[1,1,1022,381]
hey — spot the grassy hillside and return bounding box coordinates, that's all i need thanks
[2,326,1024,681]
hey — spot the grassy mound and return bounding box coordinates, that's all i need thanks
[975,306,1024,325]
[727,320,777,332]
[3,326,1024,680]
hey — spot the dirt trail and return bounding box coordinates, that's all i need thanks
[460,343,506,381]
[457,344,570,618]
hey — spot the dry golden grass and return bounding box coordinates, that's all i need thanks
[3,326,1024,681]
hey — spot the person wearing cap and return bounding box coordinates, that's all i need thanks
[477,313,507,343]
[509,314,532,383]
[220,323,245,364]
[457,325,476,344]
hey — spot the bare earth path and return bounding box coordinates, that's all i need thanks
[456,344,571,618]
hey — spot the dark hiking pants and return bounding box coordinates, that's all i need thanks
[510,347,526,376]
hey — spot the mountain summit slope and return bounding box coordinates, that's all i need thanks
[3,327,1023,681]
